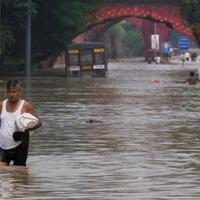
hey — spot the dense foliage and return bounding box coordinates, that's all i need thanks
[0,0,28,66]
[0,0,104,68]
[181,0,200,45]
[105,21,144,58]
[31,0,103,63]
[122,22,144,57]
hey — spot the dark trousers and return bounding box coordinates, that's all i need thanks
[0,132,29,166]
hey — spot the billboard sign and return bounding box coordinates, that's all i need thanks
[151,34,159,50]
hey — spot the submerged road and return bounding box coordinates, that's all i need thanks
[0,60,200,199]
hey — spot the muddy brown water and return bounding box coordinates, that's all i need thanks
[0,61,199,199]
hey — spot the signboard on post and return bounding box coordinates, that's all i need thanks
[178,36,189,51]
[161,42,171,55]
[151,34,159,50]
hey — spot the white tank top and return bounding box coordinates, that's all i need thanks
[0,99,25,149]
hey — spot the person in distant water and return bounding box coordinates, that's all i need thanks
[175,71,198,85]
[196,67,200,80]
[184,52,190,61]
[0,80,42,166]
[180,53,185,62]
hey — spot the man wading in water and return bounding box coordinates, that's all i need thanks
[175,71,198,85]
[0,80,42,166]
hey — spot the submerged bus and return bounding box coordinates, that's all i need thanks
[65,42,108,77]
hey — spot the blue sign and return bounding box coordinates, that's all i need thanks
[161,42,171,54]
[178,36,189,51]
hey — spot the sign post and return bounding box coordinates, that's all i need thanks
[161,42,171,55]
[178,36,189,51]
[25,0,31,77]
[151,34,159,61]
[178,36,190,66]
[151,34,159,50]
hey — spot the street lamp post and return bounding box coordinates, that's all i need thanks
[0,0,1,23]
[25,0,31,77]
[0,0,2,57]
[154,22,157,59]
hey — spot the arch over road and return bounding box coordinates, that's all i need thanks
[73,0,195,52]
[54,0,196,67]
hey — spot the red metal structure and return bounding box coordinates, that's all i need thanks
[73,0,195,52]
[54,0,196,67]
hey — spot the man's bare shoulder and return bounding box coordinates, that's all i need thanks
[23,100,33,112]
[22,100,40,118]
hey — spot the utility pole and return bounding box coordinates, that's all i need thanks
[153,22,157,59]
[0,0,1,24]
[25,0,31,77]
[0,0,2,55]
[154,22,157,35]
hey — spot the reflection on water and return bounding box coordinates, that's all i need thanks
[0,166,30,199]
[0,62,200,199]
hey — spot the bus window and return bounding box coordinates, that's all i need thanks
[80,50,93,65]
[94,53,104,64]
[69,54,79,66]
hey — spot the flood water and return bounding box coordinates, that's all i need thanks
[0,61,200,199]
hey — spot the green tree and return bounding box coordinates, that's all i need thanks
[0,24,15,64]
[123,29,144,57]
[105,21,144,58]
[121,21,144,57]
[31,0,103,63]
[0,0,104,68]
[0,0,29,65]
[181,0,200,45]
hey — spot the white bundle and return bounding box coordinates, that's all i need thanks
[15,113,39,132]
